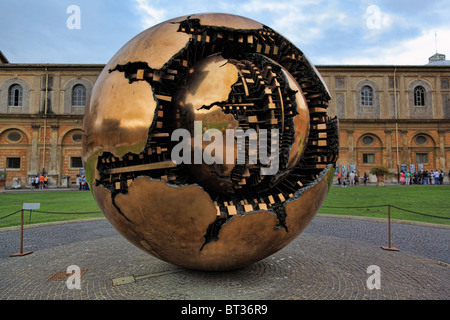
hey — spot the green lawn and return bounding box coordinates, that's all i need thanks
[0,191,103,228]
[0,185,449,228]
[320,185,450,225]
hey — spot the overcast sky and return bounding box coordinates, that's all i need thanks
[1,0,449,65]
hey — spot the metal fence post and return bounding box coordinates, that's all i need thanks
[10,203,39,257]
[9,209,33,257]
[381,205,399,251]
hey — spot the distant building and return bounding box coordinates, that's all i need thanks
[0,50,449,188]
[318,52,450,181]
[0,51,101,188]
[427,52,450,65]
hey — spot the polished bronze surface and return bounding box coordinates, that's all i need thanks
[83,13,339,271]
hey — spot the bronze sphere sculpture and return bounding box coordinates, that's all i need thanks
[82,13,339,271]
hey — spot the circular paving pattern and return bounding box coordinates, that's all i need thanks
[0,216,448,301]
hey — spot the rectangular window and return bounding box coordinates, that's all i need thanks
[6,157,21,169]
[335,77,345,89]
[416,153,428,164]
[441,78,449,90]
[389,77,399,89]
[363,154,375,164]
[70,157,83,168]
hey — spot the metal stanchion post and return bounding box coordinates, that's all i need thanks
[9,209,33,257]
[10,203,39,257]
[381,205,399,251]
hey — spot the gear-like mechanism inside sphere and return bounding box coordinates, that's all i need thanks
[84,14,339,270]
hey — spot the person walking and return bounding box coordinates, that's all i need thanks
[337,172,342,185]
[363,172,368,186]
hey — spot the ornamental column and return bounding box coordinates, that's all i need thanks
[49,125,60,186]
[30,124,40,175]
[347,130,355,166]
[438,130,445,169]
[384,130,393,168]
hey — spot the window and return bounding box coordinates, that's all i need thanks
[416,153,428,164]
[6,131,23,143]
[414,86,425,106]
[6,157,21,169]
[335,77,345,89]
[362,135,374,145]
[8,84,23,106]
[363,154,375,164]
[415,135,427,145]
[389,77,399,89]
[70,157,83,168]
[72,84,86,106]
[361,85,373,106]
[72,133,83,143]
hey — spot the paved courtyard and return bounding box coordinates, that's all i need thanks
[0,215,448,302]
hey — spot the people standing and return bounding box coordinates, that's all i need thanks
[363,172,368,186]
[337,172,342,185]
[38,174,45,189]
[405,171,411,185]
[400,171,406,185]
[349,171,355,186]
[434,170,440,185]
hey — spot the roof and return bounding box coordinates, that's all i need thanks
[0,63,105,69]
[426,60,450,66]
[0,50,9,64]
[427,52,450,65]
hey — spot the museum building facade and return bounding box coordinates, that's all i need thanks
[0,50,449,188]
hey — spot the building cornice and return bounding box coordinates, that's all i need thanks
[338,118,450,124]
[316,64,450,72]
[1,63,449,72]
[0,63,105,70]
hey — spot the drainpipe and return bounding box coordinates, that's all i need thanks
[394,67,400,182]
[42,67,49,175]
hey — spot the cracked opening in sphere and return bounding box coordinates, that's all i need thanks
[83,13,339,269]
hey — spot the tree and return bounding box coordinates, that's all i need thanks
[369,166,390,187]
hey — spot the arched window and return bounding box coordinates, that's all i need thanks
[72,84,86,106]
[8,84,23,106]
[414,85,425,106]
[361,85,373,106]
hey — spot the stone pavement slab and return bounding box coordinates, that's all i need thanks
[0,216,448,301]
